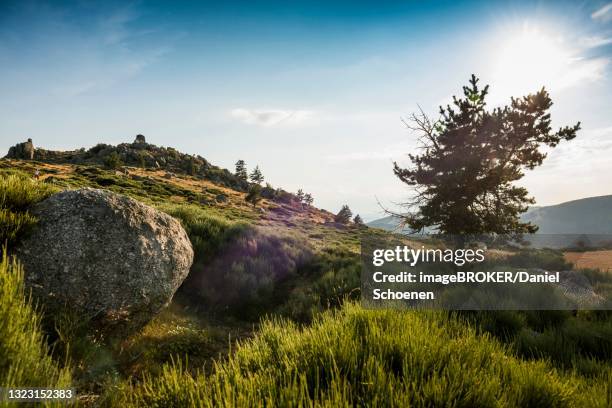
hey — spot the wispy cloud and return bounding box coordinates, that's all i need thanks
[592,3,612,22]
[230,108,314,126]
[99,5,139,46]
[579,35,612,48]
[0,2,174,100]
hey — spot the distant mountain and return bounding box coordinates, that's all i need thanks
[366,215,409,232]
[368,195,612,235]
[521,195,612,234]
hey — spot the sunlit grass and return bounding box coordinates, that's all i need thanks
[0,253,72,407]
[109,302,609,407]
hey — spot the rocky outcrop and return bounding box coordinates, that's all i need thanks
[17,188,194,337]
[4,135,253,191]
[6,138,35,160]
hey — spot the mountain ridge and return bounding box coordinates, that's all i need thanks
[368,194,612,234]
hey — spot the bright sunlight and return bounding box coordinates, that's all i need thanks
[490,22,606,100]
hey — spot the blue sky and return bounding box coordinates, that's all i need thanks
[1,0,612,220]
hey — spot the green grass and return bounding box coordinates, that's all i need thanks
[108,302,610,407]
[1,161,610,407]
[0,173,57,248]
[164,203,316,318]
[0,253,72,407]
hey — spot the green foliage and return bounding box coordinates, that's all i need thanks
[245,184,262,207]
[464,307,612,377]
[111,303,606,407]
[304,192,313,206]
[160,203,248,259]
[0,209,37,248]
[334,204,353,224]
[234,159,247,181]
[249,165,264,184]
[121,312,213,375]
[104,151,123,170]
[502,248,572,271]
[260,183,276,199]
[0,254,72,401]
[281,247,361,322]
[0,172,57,212]
[393,75,580,235]
[0,173,57,248]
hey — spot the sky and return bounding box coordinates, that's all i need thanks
[1,0,611,221]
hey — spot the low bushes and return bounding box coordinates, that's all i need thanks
[164,204,314,318]
[0,254,72,399]
[111,302,607,407]
[0,173,57,248]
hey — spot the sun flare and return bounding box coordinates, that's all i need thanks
[489,22,605,100]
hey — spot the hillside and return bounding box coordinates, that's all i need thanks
[522,195,612,234]
[368,195,612,235]
[1,141,611,406]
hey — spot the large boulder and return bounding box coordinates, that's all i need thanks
[17,188,194,337]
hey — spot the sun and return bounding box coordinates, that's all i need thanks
[489,22,575,99]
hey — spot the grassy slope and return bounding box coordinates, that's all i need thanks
[0,173,71,407]
[0,255,73,408]
[111,304,608,407]
[1,159,611,407]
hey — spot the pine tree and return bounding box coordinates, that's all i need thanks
[335,205,353,224]
[235,159,248,181]
[353,214,364,225]
[296,189,305,203]
[304,193,314,206]
[393,75,579,236]
[249,165,264,184]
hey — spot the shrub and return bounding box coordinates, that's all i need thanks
[159,204,248,261]
[0,173,57,212]
[0,253,72,393]
[281,247,361,321]
[104,151,123,170]
[111,303,604,407]
[0,209,37,248]
[187,227,313,318]
[334,204,352,224]
[260,183,276,199]
[502,248,571,270]
[245,184,262,207]
[160,204,316,317]
[0,173,57,248]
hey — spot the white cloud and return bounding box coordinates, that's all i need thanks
[592,3,612,22]
[230,108,314,127]
[579,35,612,48]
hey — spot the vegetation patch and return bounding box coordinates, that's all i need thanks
[110,302,607,407]
[0,254,72,400]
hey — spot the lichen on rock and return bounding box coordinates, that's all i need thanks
[16,188,194,337]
